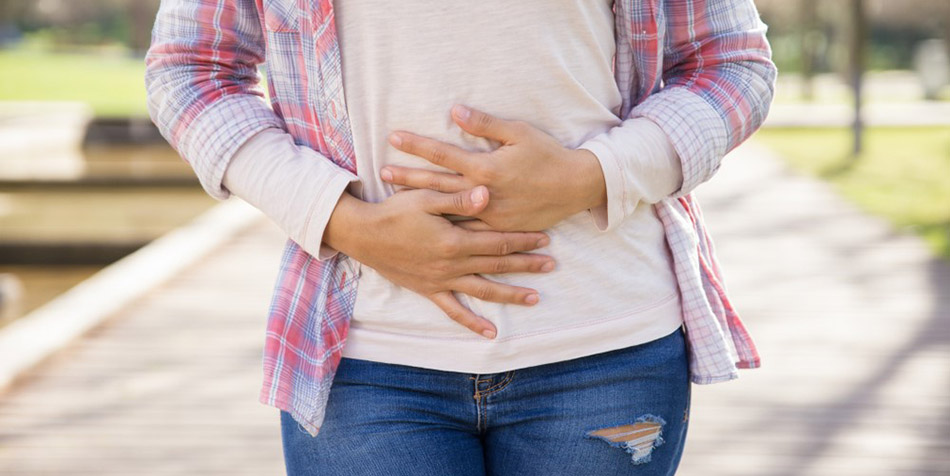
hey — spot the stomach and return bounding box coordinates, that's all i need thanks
[349,199,680,340]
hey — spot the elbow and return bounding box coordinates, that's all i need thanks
[143,54,176,151]
[734,55,778,142]
[759,55,779,124]
[143,57,166,137]
[143,42,190,147]
[739,22,779,137]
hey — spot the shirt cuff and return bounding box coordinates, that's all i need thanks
[223,128,360,261]
[304,170,359,261]
[576,117,683,232]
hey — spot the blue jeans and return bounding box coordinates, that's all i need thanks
[280,328,690,475]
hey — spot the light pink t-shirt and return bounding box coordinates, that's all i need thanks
[333,0,684,373]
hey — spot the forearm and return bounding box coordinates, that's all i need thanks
[322,191,377,260]
[560,148,608,216]
[222,128,360,261]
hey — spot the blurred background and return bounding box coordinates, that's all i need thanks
[0,0,947,475]
[0,0,214,329]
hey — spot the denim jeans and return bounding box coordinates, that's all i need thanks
[280,327,691,475]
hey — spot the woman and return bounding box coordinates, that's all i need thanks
[146,0,775,473]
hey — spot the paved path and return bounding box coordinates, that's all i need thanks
[679,141,950,475]
[765,102,950,127]
[1,140,948,475]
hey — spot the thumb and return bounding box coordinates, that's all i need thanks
[425,186,489,216]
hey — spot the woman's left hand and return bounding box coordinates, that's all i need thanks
[383,104,607,232]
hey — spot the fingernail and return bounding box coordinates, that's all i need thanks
[482,329,496,339]
[525,293,540,304]
[380,168,393,181]
[389,133,402,146]
[536,236,550,247]
[454,104,471,121]
[541,262,554,273]
[471,187,486,206]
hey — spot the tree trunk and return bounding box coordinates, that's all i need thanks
[800,0,819,101]
[850,0,867,158]
[128,0,155,55]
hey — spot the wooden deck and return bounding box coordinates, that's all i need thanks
[1,140,948,475]
[0,218,287,475]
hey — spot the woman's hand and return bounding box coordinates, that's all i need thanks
[323,186,555,339]
[381,105,608,232]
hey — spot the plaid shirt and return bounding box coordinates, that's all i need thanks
[146,0,776,436]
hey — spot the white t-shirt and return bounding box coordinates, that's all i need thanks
[331,0,685,373]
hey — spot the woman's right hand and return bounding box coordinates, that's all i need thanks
[323,185,554,339]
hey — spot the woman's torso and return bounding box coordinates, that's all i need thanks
[335,0,683,373]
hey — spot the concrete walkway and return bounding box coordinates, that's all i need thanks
[679,141,949,475]
[1,140,948,475]
[765,101,950,127]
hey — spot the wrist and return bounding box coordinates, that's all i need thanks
[567,148,607,213]
[323,192,376,260]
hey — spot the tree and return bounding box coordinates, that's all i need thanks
[849,0,868,157]
[127,0,160,54]
[800,0,819,100]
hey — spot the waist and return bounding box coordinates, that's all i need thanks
[342,287,683,374]
[349,202,678,341]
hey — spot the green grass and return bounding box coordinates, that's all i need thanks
[755,127,950,259]
[0,49,148,117]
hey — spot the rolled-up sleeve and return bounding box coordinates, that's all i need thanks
[577,117,683,232]
[223,128,360,262]
[145,0,285,200]
[630,0,777,198]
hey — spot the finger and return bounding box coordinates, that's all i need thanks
[388,131,476,175]
[451,274,541,306]
[452,104,524,145]
[460,229,551,256]
[462,254,556,276]
[421,186,490,216]
[428,291,497,339]
[381,166,469,194]
[454,219,494,232]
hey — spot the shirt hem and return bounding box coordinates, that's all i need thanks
[340,292,684,374]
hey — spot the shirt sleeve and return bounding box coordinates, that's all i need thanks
[624,0,776,198]
[222,128,360,261]
[145,0,285,201]
[576,117,683,232]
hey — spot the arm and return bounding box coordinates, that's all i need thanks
[570,0,776,232]
[146,0,361,261]
[378,107,681,234]
[628,0,777,198]
[145,0,287,201]
[222,128,359,261]
[377,1,774,233]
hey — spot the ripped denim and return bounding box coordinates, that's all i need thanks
[279,328,691,476]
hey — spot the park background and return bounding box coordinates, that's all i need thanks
[0,0,948,475]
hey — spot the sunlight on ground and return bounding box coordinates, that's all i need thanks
[755,127,950,259]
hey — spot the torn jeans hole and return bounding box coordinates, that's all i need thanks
[585,415,666,465]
